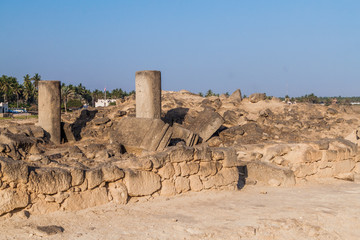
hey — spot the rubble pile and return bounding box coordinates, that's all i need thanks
[1,88,360,217]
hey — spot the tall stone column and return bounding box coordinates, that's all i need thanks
[135,70,161,119]
[38,81,61,144]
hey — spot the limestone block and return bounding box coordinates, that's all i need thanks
[124,170,161,197]
[173,163,181,176]
[70,168,85,186]
[108,182,128,204]
[324,150,338,161]
[188,162,200,175]
[187,109,224,142]
[189,175,203,191]
[169,146,194,163]
[114,158,152,171]
[304,150,323,163]
[294,164,317,178]
[198,162,217,178]
[247,161,295,186]
[194,145,212,161]
[229,89,242,102]
[333,160,355,175]
[175,177,190,194]
[160,180,176,196]
[263,145,292,162]
[62,187,109,211]
[30,199,60,215]
[158,163,175,180]
[0,188,29,215]
[61,122,76,143]
[149,152,169,169]
[249,93,266,103]
[102,165,125,182]
[0,157,28,183]
[211,148,224,160]
[28,168,72,194]
[86,168,103,189]
[203,167,239,189]
[221,148,239,168]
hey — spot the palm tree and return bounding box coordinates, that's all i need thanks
[23,74,35,104]
[31,73,41,89]
[61,84,75,113]
[0,75,13,102]
[11,82,23,108]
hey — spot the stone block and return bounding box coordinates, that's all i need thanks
[0,188,29,216]
[203,167,239,189]
[0,157,28,183]
[28,168,72,194]
[124,170,161,197]
[160,180,176,196]
[169,146,194,163]
[86,168,103,189]
[175,177,190,194]
[198,162,217,178]
[70,168,84,186]
[101,165,125,182]
[333,160,355,175]
[108,182,128,204]
[62,187,109,211]
[158,162,175,180]
[189,175,203,191]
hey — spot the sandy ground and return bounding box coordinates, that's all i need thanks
[1,181,360,240]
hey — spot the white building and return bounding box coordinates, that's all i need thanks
[0,102,8,113]
[95,99,116,107]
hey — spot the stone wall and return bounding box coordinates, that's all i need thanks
[0,145,241,216]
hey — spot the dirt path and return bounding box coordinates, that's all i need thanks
[1,181,360,240]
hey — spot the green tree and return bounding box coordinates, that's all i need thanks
[61,84,75,113]
[0,75,14,102]
[31,73,41,89]
[23,74,35,104]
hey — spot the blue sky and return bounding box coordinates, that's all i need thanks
[0,0,359,97]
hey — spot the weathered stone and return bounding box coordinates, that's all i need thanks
[135,70,161,119]
[30,199,60,215]
[247,161,295,186]
[187,109,224,142]
[124,170,161,197]
[173,163,181,176]
[160,180,176,196]
[334,172,354,181]
[171,124,199,147]
[93,117,110,125]
[61,122,76,143]
[203,167,239,189]
[175,177,190,194]
[108,182,128,204]
[229,89,242,102]
[110,118,172,152]
[249,93,266,103]
[158,162,175,180]
[0,157,29,183]
[198,162,217,178]
[114,158,153,171]
[222,148,240,167]
[28,168,72,194]
[149,152,169,169]
[0,188,29,215]
[194,145,212,161]
[211,148,225,160]
[0,132,36,157]
[189,175,203,191]
[333,160,355,175]
[169,146,194,163]
[54,192,70,204]
[70,168,84,186]
[62,187,109,211]
[102,165,125,182]
[86,168,103,189]
[38,81,61,144]
[222,110,239,125]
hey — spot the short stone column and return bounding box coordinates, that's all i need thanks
[135,70,161,119]
[38,81,61,144]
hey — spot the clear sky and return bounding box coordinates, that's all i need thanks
[1,0,359,97]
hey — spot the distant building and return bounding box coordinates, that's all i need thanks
[0,102,8,113]
[95,99,116,107]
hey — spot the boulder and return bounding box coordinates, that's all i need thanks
[249,93,266,103]
[101,165,125,182]
[229,89,242,102]
[0,188,29,215]
[86,168,103,189]
[0,157,29,183]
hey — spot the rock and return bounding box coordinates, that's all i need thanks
[187,109,224,142]
[0,188,29,215]
[193,145,212,161]
[334,173,354,181]
[198,162,217,178]
[327,108,338,115]
[124,170,161,197]
[219,126,245,142]
[169,146,194,163]
[229,89,242,102]
[62,187,109,211]
[268,178,281,186]
[110,118,172,152]
[101,165,125,182]
[28,168,72,194]
[70,168,85,186]
[108,182,128,204]
[158,163,175,180]
[246,161,295,187]
[86,168,103,189]
[175,177,190,193]
[35,225,64,236]
[189,175,203,191]
[222,148,240,167]
[93,117,110,125]
[249,93,266,103]
[0,157,29,183]
[30,199,60,215]
[61,122,76,143]
[203,167,239,189]
[222,110,239,125]
[160,180,176,196]
[171,124,199,147]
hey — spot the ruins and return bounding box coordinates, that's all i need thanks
[0,73,360,219]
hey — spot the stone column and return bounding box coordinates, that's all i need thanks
[135,70,161,119]
[38,81,61,144]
